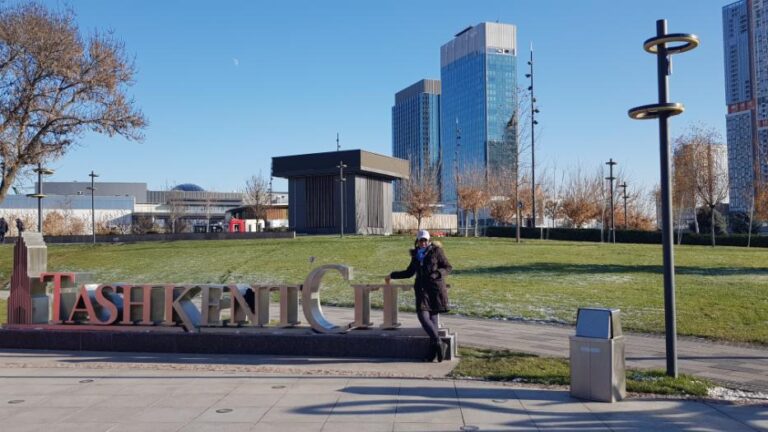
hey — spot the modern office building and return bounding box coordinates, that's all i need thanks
[392,79,442,211]
[440,22,518,205]
[723,0,768,213]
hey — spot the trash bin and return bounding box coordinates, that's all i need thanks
[570,307,626,402]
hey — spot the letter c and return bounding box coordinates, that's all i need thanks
[302,264,352,334]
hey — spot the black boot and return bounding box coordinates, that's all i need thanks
[426,341,439,362]
[436,340,448,362]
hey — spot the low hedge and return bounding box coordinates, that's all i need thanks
[485,226,768,247]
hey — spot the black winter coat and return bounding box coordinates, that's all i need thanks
[390,243,452,313]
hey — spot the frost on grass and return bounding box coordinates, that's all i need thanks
[708,386,768,402]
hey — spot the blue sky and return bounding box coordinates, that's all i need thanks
[29,0,729,194]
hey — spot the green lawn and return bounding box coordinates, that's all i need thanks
[1,236,766,344]
[451,347,713,396]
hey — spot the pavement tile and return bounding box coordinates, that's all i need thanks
[327,399,397,423]
[92,393,164,408]
[151,393,227,408]
[132,406,204,423]
[110,422,187,432]
[321,421,394,431]
[251,422,324,432]
[37,394,105,408]
[14,423,118,432]
[393,422,461,431]
[214,393,284,407]
[4,406,81,424]
[194,406,270,423]
[259,405,332,423]
[62,406,143,423]
[275,393,340,407]
[178,422,254,432]
[705,403,768,431]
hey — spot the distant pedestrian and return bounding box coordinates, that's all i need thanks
[386,229,453,362]
[0,217,7,243]
[15,218,24,235]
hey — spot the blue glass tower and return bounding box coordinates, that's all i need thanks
[440,22,517,205]
[392,79,441,211]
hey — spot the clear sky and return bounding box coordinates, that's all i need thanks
[27,0,730,195]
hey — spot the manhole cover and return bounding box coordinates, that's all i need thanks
[460,426,479,432]
[8,400,24,404]
[215,408,233,414]
[271,385,286,389]
[79,379,94,383]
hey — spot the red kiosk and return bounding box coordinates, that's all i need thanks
[228,218,245,233]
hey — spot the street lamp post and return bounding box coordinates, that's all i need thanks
[605,158,617,243]
[525,46,540,229]
[629,19,699,377]
[516,201,523,243]
[87,171,99,244]
[619,182,628,230]
[27,163,54,233]
[336,161,347,238]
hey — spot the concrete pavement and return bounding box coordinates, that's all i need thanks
[0,351,764,431]
[319,306,768,394]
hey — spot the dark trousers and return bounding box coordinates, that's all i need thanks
[417,310,440,342]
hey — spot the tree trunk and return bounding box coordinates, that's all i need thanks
[417,215,422,230]
[473,209,479,237]
[693,201,700,234]
[464,212,469,237]
[710,206,716,247]
[748,193,755,248]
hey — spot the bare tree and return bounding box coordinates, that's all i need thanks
[202,191,215,233]
[488,167,517,226]
[131,215,155,235]
[166,189,186,233]
[560,165,602,228]
[613,183,656,231]
[457,165,490,237]
[403,163,439,230]
[0,3,146,203]
[244,174,270,231]
[673,135,701,236]
[674,126,728,246]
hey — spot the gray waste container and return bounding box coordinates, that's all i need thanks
[570,307,626,402]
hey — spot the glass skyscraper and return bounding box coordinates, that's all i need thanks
[723,0,768,213]
[440,22,517,205]
[391,79,441,211]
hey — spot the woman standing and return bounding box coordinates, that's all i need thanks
[385,229,452,362]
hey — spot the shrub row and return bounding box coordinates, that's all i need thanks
[485,226,768,248]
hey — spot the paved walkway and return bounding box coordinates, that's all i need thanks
[0,351,765,431]
[319,307,768,394]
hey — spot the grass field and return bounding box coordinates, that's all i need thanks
[1,236,766,344]
[451,347,712,396]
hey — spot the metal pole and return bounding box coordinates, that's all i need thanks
[629,19,698,378]
[88,171,99,244]
[605,159,617,243]
[29,163,54,234]
[620,182,628,230]
[529,48,537,229]
[36,164,42,232]
[655,19,678,377]
[337,161,347,238]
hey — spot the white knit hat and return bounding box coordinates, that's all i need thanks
[416,229,430,241]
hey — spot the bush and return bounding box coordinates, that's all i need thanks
[728,212,761,234]
[485,226,768,247]
[692,207,727,235]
